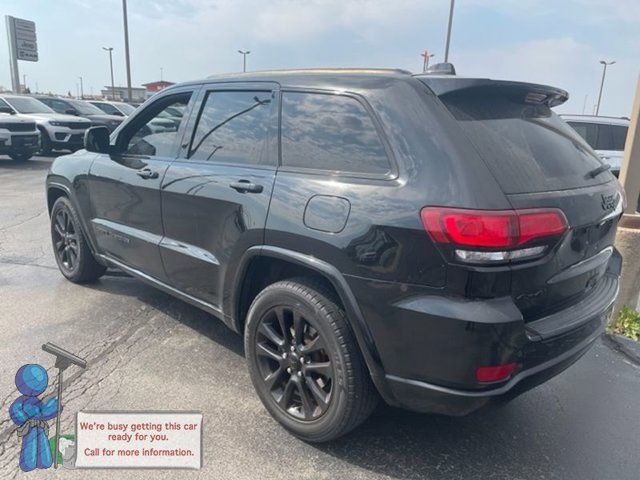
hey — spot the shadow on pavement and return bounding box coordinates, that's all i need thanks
[79,273,245,358]
[0,153,64,171]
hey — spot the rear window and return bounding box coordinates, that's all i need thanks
[440,92,608,194]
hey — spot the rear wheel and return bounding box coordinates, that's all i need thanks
[8,151,33,161]
[50,196,106,283]
[245,278,378,442]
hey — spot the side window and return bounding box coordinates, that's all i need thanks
[189,90,273,165]
[123,92,192,157]
[97,103,119,115]
[0,98,11,110]
[595,124,613,150]
[611,125,628,151]
[46,99,70,114]
[281,92,391,176]
[567,122,598,148]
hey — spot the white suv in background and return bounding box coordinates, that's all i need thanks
[0,101,39,161]
[0,95,91,155]
[561,115,629,176]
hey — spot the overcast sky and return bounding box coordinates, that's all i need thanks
[1,0,638,116]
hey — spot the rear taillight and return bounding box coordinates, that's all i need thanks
[476,362,517,383]
[420,207,567,264]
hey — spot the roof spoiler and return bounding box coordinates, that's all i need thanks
[417,77,569,108]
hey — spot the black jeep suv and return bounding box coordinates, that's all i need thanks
[46,67,623,441]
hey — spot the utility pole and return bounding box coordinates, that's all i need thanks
[596,60,615,116]
[103,47,115,100]
[160,67,163,82]
[78,76,84,99]
[421,50,434,72]
[5,16,20,93]
[238,50,250,72]
[444,0,455,63]
[122,0,132,101]
[22,74,26,93]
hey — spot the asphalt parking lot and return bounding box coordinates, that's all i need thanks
[0,154,639,480]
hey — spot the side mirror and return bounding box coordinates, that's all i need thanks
[84,126,111,153]
[114,111,124,117]
[65,108,78,116]
[0,105,15,115]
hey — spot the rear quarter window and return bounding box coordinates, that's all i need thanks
[440,92,608,194]
[280,92,391,176]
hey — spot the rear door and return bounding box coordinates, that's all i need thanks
[434,85,623,320]
[160,83,279,309]
[87,88,197,280]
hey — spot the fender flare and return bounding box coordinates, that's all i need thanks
[230,245,396,403]
[46,180,103,263]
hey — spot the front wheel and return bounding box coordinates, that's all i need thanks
[9,151,33,161]
[50,196,106,283]
[245,278,378,442]
[39,130,52,155]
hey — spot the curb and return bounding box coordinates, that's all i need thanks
[603,333,640,367]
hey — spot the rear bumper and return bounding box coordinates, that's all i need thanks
[346,249,620,415]
[384,309,608,415]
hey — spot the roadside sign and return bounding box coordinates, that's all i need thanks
[7,16,38,62]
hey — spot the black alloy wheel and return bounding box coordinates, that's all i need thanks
[255,305,334,421]
[52,206,80,272]
[50,196,106,283]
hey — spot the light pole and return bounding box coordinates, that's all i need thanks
[103,47,115,100]
[238,50,250,72]
[421,50,435,72]
[22,74,26,93]
[444,0,455,63]
[78,76,84,99]
[596,60,615,116]
[122,0,132,101]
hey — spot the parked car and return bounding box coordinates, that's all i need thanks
[46,67,623,442]
[88,99,136,117]
[561,114,629,176]
[0,95,90,154]
[0,100,39,161]
[33,96,123,133]
[89,100,175,132]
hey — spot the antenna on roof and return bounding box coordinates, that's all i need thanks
[425,62,456,76]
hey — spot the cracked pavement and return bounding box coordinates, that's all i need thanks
[0,155,639,479]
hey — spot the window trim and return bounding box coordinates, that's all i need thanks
[277,87,399,181]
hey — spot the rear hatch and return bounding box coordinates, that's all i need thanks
[419,77,623,321]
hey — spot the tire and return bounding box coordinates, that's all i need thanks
[8,151,33,161]
[39,129,52,155]
[50,196,106,283]
[245,278,378,442]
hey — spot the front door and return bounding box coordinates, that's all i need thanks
[87,88,197,280]
[160,84,279,310]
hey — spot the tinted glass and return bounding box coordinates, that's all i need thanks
[67,99,104,115]
[567,122,598,148]
[4,96,54,114]
[281,92,390,175]
[189,90,272,165]
[43,98,73,114]
[114,102,136,115]
[441,92,607,194]
[595,124,613,150]
[124,93,191,157]
[611,125,628,151]
[92,102,120,115]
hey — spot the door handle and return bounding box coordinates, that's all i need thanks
[229,180,263,193]
[136,168,159,179]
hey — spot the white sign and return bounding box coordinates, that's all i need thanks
[75,411,203,469]
[9,16,37,62]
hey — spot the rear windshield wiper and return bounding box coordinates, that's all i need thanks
[588,163,611,178]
